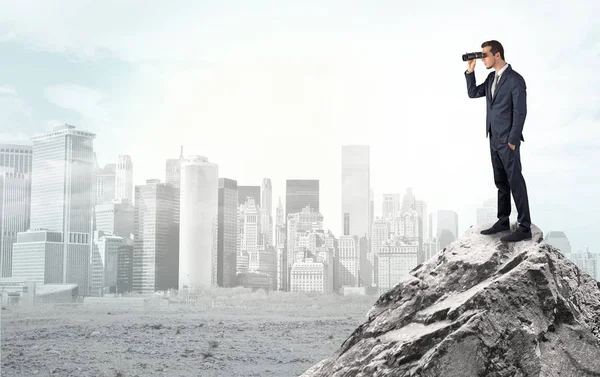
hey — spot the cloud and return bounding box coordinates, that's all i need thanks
[0,132,31,143]
[44,84,108,122]
[0,85,16,95]
[44,119,66,131]
[0,1,592,65]
[0,88,34,136]
[0,31,15,42]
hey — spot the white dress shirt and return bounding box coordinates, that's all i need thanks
[491,63,509,98]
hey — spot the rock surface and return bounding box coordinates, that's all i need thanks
[301,223,600,377]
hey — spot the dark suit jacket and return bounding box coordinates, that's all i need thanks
[465,64,527,145]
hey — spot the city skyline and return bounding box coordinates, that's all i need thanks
[0,2,598,254]
[1,136,595,256]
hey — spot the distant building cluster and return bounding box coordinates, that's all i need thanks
[0,124,596,303]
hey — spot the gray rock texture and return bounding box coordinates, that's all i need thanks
[302,223,600,376]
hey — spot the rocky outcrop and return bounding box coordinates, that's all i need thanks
[301,224,600,376]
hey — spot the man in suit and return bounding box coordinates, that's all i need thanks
[465,40,532,242]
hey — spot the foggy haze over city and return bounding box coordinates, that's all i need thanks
[0,1,598,255]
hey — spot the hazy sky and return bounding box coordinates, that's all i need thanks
[0,1,598,253]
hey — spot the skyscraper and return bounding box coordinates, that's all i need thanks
[179,156,218,290]
[436,210,459,250]
[0,169,30,277]
[382,194,401,221]
[94,201,134,238]
[133,179,179,293]
[217,178,238,287]
[285,180,319,217]
[402,187,416,211]
[96,163,116,205]
[31,124,95,238]
[343,213,350,236]
[275,197,286,248]
[261,178,273,246]
[115,155,133,202]
[0,144,33,277]
[545,231,571,254]
[241,197,262,252]
[415,200,429,241]
[0,143,33,175]
[165,146,184,189]
[238,185,261,207]
[568,249,597,280]
[166,146,184,226]
[341,145,370,239]
[415,200,428,264]
[476,197,517,227]
[13,124,96,295]
[369,188,374,240]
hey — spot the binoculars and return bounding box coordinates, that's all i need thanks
[462,52,487,61]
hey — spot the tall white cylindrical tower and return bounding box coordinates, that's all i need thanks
[179,155,218,289]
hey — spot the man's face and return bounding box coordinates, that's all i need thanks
[481,46,496,69]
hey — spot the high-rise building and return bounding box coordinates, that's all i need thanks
[217,178,238,288]
[96,164,116,205]
[0,143,32,175]
[94,201,134,238]
[382,194,401,221]
[117,238,134,293]
[545,231,571,255]
[12,124,95,295]
[397,207,420,242]
[286,180,319,217]
[401,187,416,212]
[247,248,277,289]
[31,123,95,239]
[0,144,33,277]
[371,219,389,254]
[115,155,133,202]
[369,188,374,240]
[377,243,419,295]
[179,156,218,290]
[337,235,360,289]
[568,249,598,280]
[476,198,517,227]
[165,146,184,229]
[415,200,428,264]
[429,212,434,242]
[0,169,30,277]
[261,178,273,246]
[133,179,179,293]
[343,213,350,236]
[90,231,128,296]
[165,146,184,189]
[241,198,262,252]
[276,197,284,227]
[275,197,286,248]
[238,185,261,207]
[285,206,324,291]
[437,210,458,250]
[415,200,428,240]
[341,145,370,240]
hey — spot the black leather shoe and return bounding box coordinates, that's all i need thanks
[480,221,510,235]
[500,228,532,243]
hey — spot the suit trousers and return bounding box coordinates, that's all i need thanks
[489,130,531,230]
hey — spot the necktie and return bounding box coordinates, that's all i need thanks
[493,74,500,98]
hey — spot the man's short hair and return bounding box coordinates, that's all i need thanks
[481,40,505,60]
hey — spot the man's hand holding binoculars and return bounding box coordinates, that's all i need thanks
[466,52,476,73]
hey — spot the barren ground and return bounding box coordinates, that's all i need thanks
[1,290,376,377]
